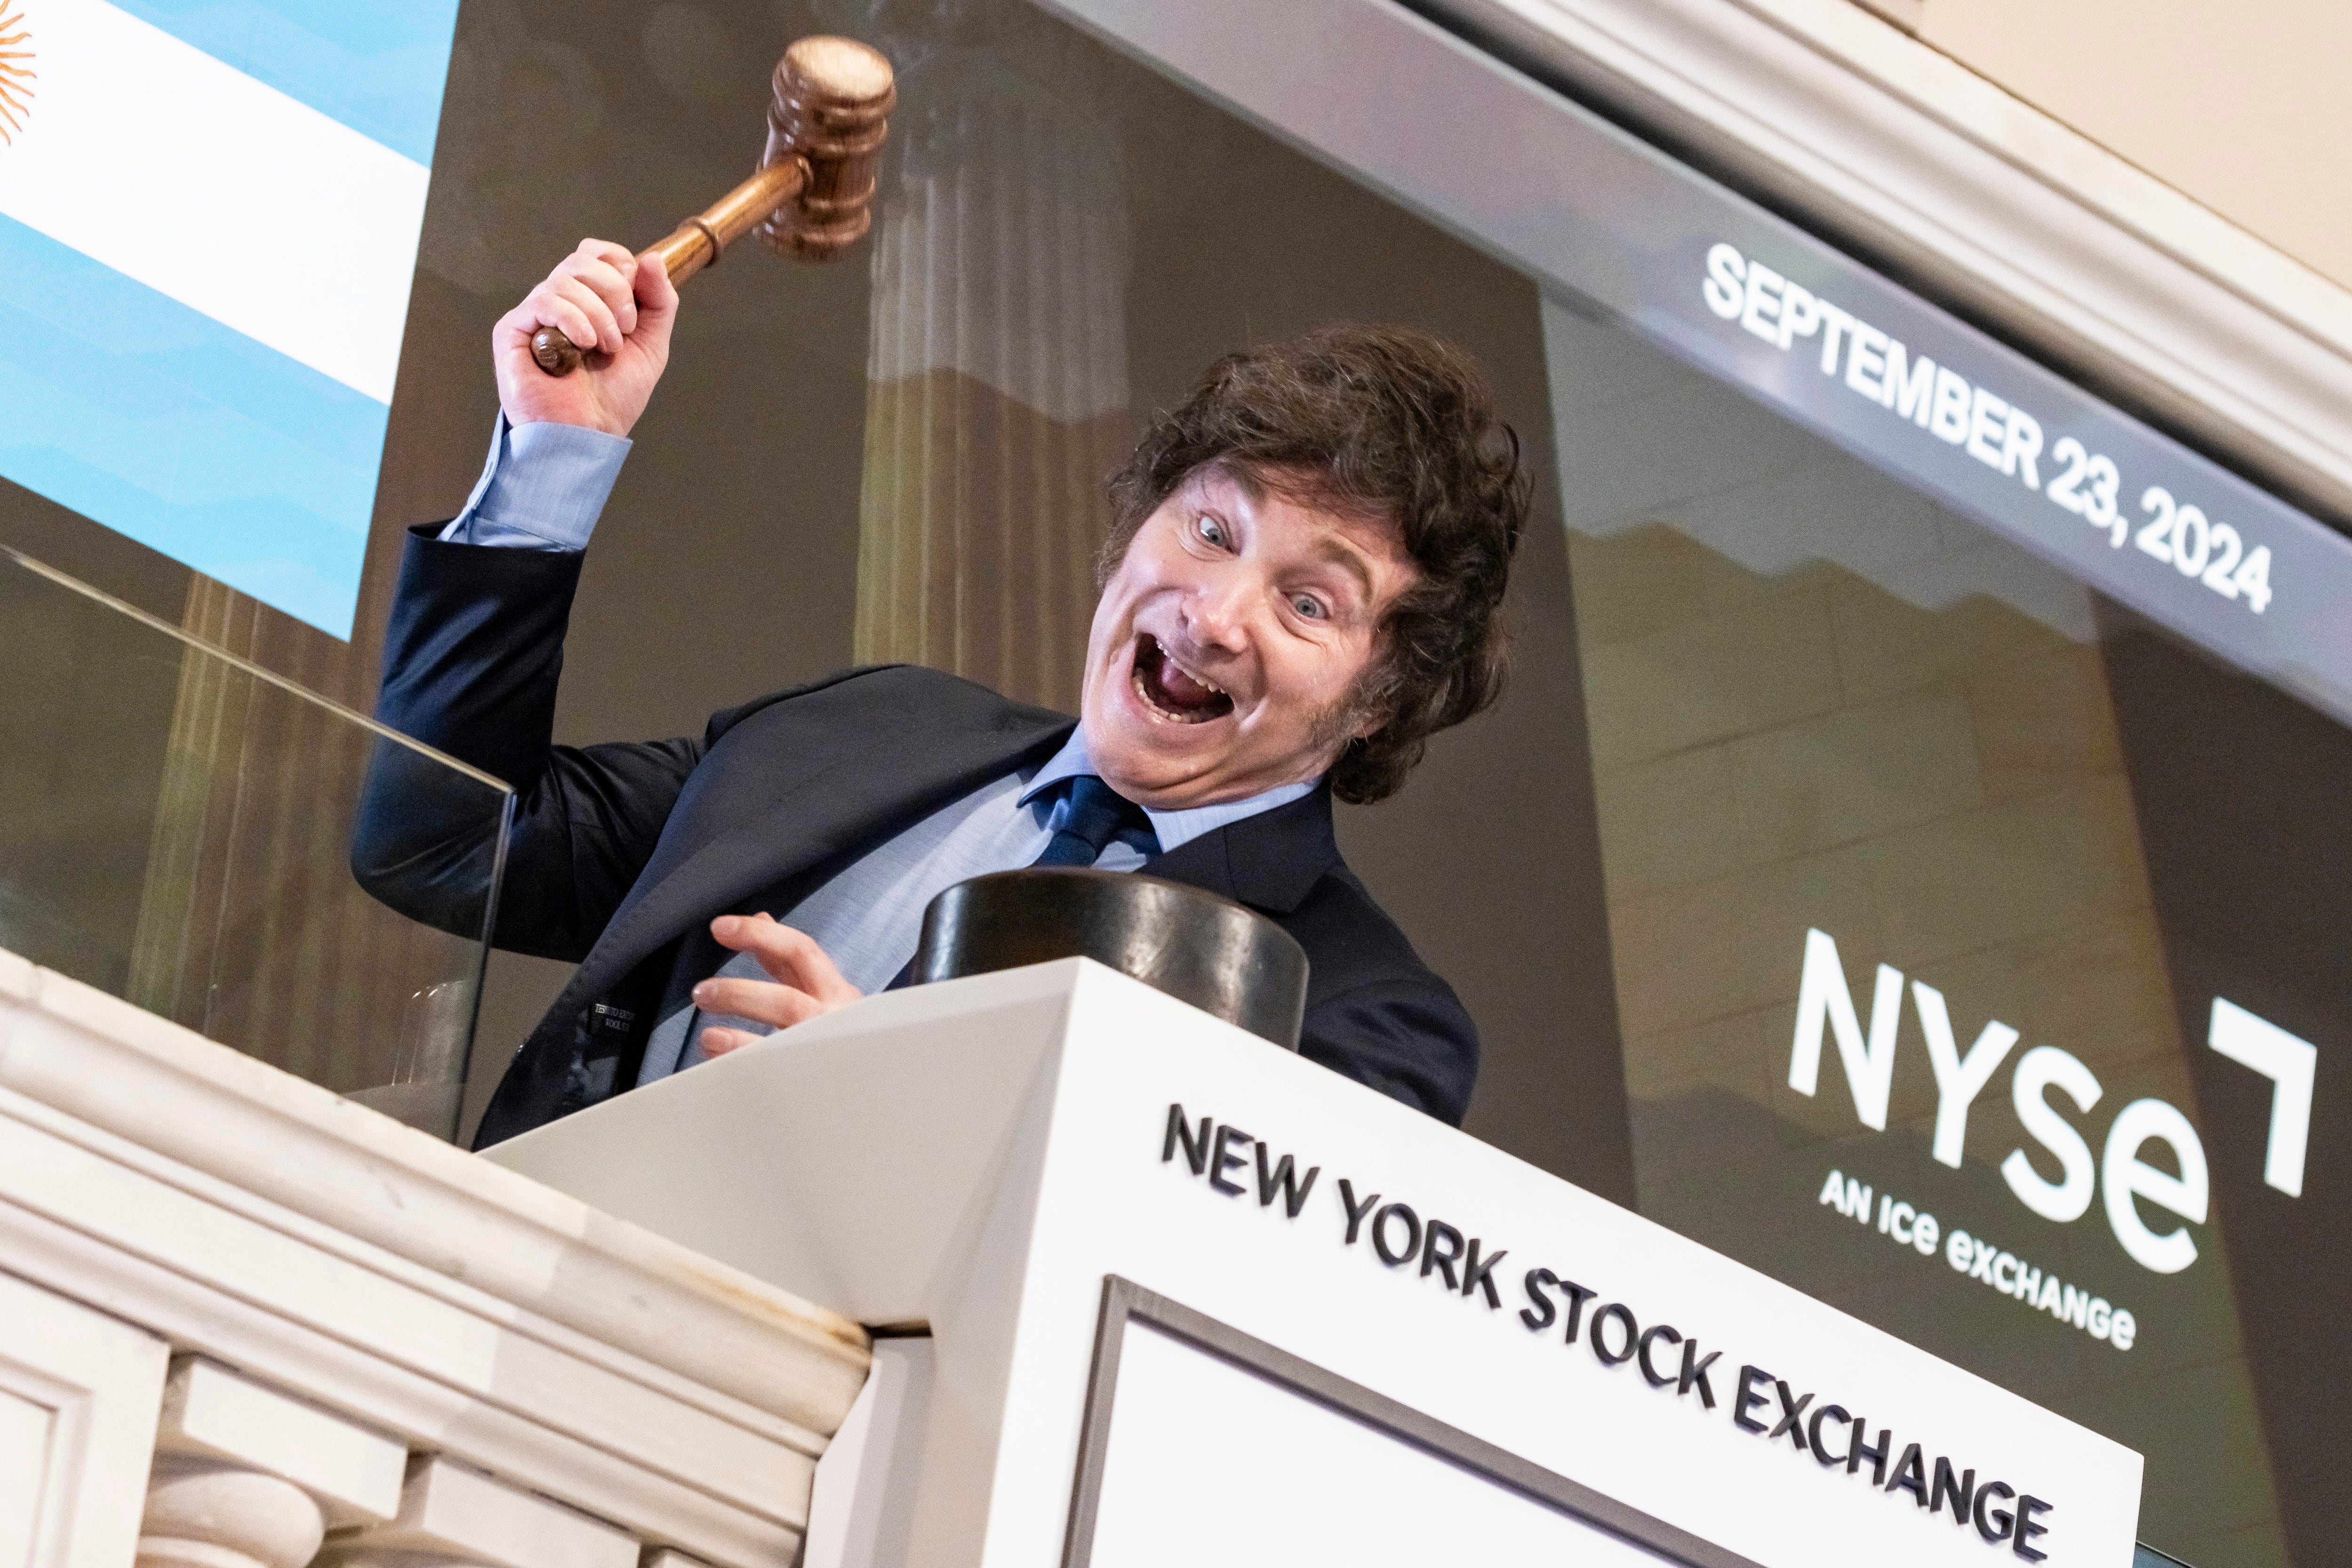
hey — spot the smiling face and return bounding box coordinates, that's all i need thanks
[1080,466,1420,810]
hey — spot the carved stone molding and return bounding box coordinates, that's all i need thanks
[0,950,874,1568]
[334,1457,636,1568]
[0,1267,167,1568]
[155,1359,405,1529]
[138,1457,326,1568]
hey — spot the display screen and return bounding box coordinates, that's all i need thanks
[1540,290,2328,1568]
[0,0,458,637]
[1079,1312,1690,1568]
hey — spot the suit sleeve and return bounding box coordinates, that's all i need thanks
[351,527,703,963]
[1300,976,1481,1127]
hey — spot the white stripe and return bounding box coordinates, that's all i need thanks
[0,0,429,403]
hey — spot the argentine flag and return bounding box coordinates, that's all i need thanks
[0,0,459,638]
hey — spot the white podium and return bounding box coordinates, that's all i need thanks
[486,959,2142,1568]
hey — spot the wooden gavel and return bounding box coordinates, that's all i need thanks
[530,36,895,377]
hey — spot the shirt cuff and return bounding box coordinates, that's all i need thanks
[438,412,631,552]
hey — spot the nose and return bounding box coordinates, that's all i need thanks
[1179,567,1254,654]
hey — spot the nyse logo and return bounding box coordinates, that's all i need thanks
[1788,929,2316,1276]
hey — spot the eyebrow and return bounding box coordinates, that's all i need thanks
[1312,536,1378,604]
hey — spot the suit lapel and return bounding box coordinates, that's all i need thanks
[1142,784,1340,915]
[562,681,1073,1009]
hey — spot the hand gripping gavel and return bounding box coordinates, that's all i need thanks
[530,36,895,377]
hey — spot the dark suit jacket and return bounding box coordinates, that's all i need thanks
[354,528,1479,1148]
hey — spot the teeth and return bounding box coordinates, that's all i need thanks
[1157,643,1222,695]
[1130,635,1231,724]
[1175,661,1222,696]
[1132,666,1198,723]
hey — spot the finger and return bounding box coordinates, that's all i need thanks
[711,915,862,1005]
[561,253,638,336]
[691,974,826,1030]
[633,249,679,317]
[709,914,834,996]
[492,298,546,352]
[699,1024,764,1058]
[549,276,623,356]
[577,236,635,274]
[507,289,599,364]
[628,251,679,356]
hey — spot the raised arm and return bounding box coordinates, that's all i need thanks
[351,243,696,960]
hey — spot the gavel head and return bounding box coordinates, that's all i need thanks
[758,36,895,261]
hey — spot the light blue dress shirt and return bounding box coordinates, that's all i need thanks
[641,729,1316,1082]
[438,418,1319,1082]
[441,412,633,551]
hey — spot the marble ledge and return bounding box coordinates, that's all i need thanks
[0,949,871,1437]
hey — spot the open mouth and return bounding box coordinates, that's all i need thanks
[1132,634,1235,724]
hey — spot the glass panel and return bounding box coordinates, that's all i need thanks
[0,547,509,1139]
[1540,293,2309,1568]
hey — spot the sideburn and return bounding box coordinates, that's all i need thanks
[1309,648,1398,764]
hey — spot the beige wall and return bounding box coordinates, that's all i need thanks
[1896,0,2352,291]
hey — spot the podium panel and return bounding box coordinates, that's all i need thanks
[486,959,2140,1568]
[1069,1278,1704,1567]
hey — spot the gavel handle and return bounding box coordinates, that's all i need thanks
[530,156,812,377]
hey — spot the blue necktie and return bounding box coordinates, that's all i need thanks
[885,775,1154,992]
[1032,775,1155,867]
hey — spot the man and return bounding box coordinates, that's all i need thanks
[356,239,1528,1148]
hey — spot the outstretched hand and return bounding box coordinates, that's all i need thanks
[492,238,679,437]
[692,912,865,1058]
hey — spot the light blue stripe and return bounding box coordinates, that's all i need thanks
[0,214,382,638]
[111,0,459,166]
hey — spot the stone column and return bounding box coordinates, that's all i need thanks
[139,1459,325,1568]
[140,1356,408,1568]
[852,0,1132,715]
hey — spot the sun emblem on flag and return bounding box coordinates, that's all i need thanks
[0,2,32,145]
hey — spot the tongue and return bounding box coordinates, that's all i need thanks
[1155,658,1220,713]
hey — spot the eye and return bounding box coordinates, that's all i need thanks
[1290,592,1327,620]
[1196,513,1229,548]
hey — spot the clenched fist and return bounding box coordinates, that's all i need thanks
[492,239,678,437]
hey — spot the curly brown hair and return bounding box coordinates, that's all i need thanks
[1101,325,1529,804]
